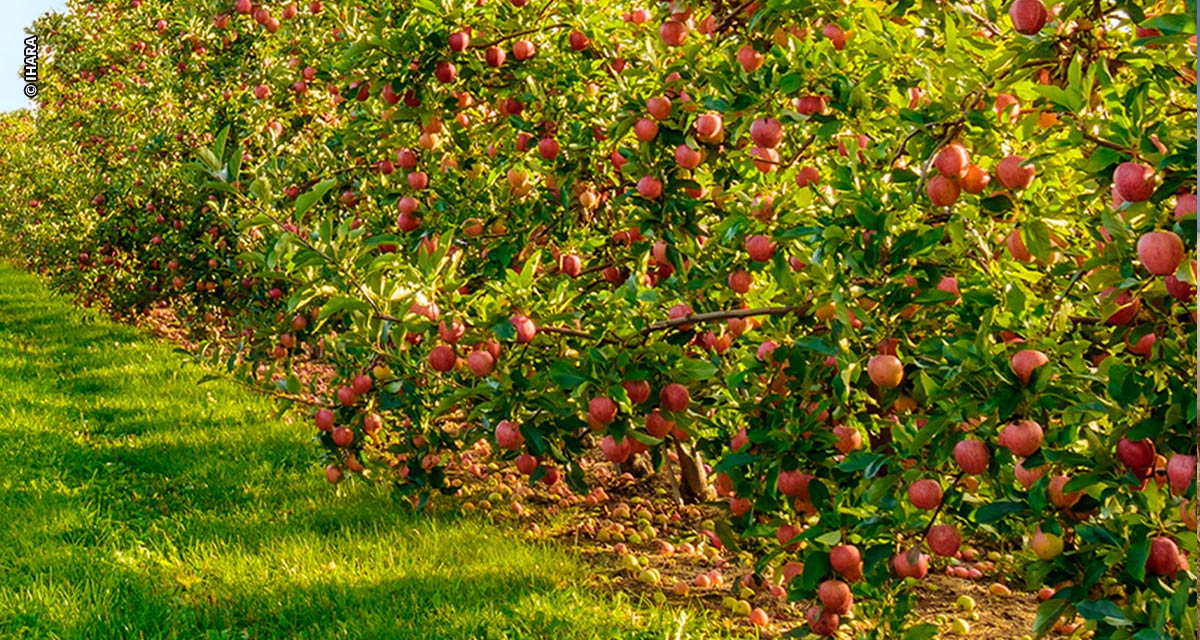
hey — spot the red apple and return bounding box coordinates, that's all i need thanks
[467,350,494,376]
[745,235,775,262]
[428,345,457,372]
[637,175,663,199]
[927,175,961,206]
[1167,453,1196,494]
[1146,536,1180,576]
[588,397,618,425]
[1114,162,1156,202]
[867,354,904,388]
[737,45,764,71]
[511,314,537,343]
[512,39,536,60]
[954,439,990,474]
[935,143,970,178]
[1009,0,1048,34]
[1011,349,1048,384]
[961,163,991,193]
[660,20,689,46]
[927,524,962,557]
[999,419,1043,456]
[996,155,1035,189]
[1136,231,1184,275]
[647,96,671,120]
[495,420,524,450]
[750,118,783,148]
[818,579,853,614]
[908,479,943,510]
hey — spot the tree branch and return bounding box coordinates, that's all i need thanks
[643,304,809,333]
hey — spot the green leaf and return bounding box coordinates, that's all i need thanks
[249,176,272,203]
[549,360,586,389]
[1033,598,1072,637]
[714,519,741,553]
[974,501,1025,524]
[677,358,717,381]
[777,72,804,94]
[714,452,760,473]
[903,623,939,640]
[295,179,336,217]
[1141,13,1194,35]
[799,549,831,591]
[1075,599,1131,626]
[1023,220,1053,262]
[1126,537,1150,582]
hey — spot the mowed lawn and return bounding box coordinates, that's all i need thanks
[0,264,731,640]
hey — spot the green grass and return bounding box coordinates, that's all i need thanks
[0,264,740,640]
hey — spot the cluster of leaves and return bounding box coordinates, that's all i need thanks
[0,0,1195,636]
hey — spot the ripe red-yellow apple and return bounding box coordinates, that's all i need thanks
[728,270,753,293]
[637,175,663,199]
[588,397,618,425]
[867,354,904,388]
[512,39,536,60]
[325,465,343,483]
[795,166,820,187]
[1146,536,1180,576]
[600,435,632,463]
[927,174,961,206]
[822,22,847,49]
[961,163,991,193]
[511,314,537,343]
[908,479,943,510]
[819,579,853,614]
[633,118,659,142]
[428,344,457,372]
[999,419,1043,456]
[737,45,764,71]
[1167,453,1196,494]
[750,118,783,148]
[660,383,690,412]
[332,426,354,447]
[694,112,724,143]
[646,96,671,120]
[1136,231,1184,275]
[1047,475,1082,508]
[467,350,494,376]
[893,549,929,579]
[996,155,1035,189]
[1117,437,1156,477]
[1009,0,1048,34]
[807,605,839,636]
[495,420,524,450]
[830,544,863,581]
[1100,287,1141,325]
[1011,349,1048,384]
[935,143,970,178]
[660,19,689,46]
[1114,162,1156,202]
[1014,459,1045,489]
[1030,527,1062,560]
[927,524,962,557]
[315,408,335,431]
[954,439,990,474]
[745,235,775,262]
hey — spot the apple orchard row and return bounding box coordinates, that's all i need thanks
[0,0,1194,636]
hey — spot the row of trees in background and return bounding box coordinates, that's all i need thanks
[0,0,1195,636]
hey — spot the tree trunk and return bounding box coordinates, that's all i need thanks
[675,441,714,503]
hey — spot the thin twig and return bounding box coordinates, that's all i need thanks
[643,304,809,333]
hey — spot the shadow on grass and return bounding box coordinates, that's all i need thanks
[0,265,670,640]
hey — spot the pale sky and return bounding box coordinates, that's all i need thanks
[1,1,68,113]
